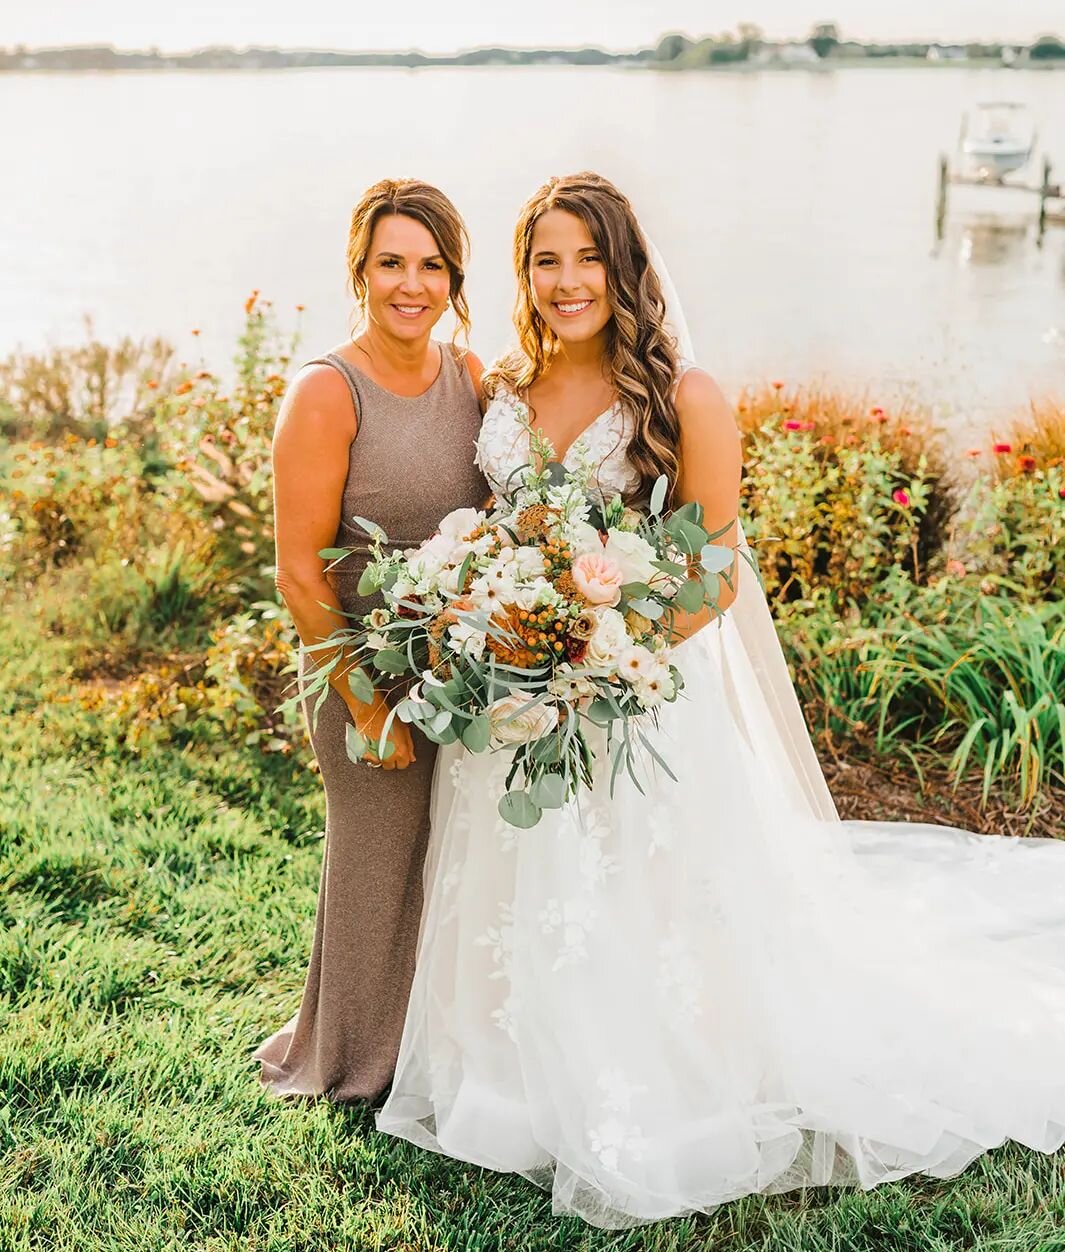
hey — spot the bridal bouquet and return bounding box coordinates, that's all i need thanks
[289,424,749,828]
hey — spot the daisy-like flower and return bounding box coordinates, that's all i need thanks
[617,645,657,683]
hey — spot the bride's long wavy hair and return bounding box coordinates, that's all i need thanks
[482,172,682,506]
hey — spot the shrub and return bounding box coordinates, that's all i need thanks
[0,328,174,442]
[954,400,1065,599]
[737,383,950,613]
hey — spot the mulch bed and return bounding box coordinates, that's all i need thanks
[820,752,1062,840]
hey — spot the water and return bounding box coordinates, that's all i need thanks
[2,65,1063,436]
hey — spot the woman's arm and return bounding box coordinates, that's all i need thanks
[665,368,743,644]
[272,365,415,768]
[463,348,486,412]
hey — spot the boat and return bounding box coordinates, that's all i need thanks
[959,102,1036,181]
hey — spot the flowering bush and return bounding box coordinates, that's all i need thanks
[954,410,1065,600]
[83,603,301,753]
[740,411,936,613]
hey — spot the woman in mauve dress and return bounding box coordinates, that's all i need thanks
[254,178,488,1102]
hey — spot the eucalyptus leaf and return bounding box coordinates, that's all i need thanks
[587,697,616,727]
[649,474,668,517]
[346,667,375,704]
[357,566,380,596]
[498,790,543,829]
[652,558,688,578]
[350,515,388,541]
[673,577,706,614]
[669,518,711,556]
[318,547,353,559]
[620,582,652,600]
[371,648,408,676]
[430,709,454,735]
[461,713,492,753]
[628,597,665,620]
[671,500,704,526]
[529,773,568,810]
[344,723,367,763]
[700,543,736,574]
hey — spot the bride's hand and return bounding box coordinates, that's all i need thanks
[347,692,416,771]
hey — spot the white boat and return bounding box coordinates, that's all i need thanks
[959,102,1036,180]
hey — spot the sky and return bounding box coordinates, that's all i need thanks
[4,0,1063,53]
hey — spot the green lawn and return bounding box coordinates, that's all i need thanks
[3,627,1065,1252]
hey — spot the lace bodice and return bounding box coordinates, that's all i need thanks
[475,361,694,502]
[475,386,640,501]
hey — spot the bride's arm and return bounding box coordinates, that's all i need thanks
[664,367,743,644]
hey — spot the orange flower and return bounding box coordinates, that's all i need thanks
[244,289,260,315]
[1017,455,1037,473]
[965,448,982,458]
[771,380,784,390]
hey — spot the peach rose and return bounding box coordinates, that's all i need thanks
[570,552,624,606]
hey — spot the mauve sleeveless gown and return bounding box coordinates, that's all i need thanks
[253,343,488,1102]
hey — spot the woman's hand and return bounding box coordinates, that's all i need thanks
[346,691,417,771]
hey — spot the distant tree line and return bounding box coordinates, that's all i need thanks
[2,27,1064,72]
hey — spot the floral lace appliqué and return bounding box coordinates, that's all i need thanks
[476,387,639,502]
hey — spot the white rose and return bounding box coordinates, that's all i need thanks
[512,546,548,578]
[437,507,483,542]
[390,578,415,603]
[565,519,605,556]
[584,608,630,668]
[487,694,559,746]
[603,530,657,586]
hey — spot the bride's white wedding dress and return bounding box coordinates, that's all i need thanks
[376,374,1065,1230]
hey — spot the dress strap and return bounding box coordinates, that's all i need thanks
[303,352,363,438]
[672,356,697,397]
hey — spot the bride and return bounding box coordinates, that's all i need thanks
[374,171,1065,1230]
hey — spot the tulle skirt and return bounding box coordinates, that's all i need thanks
[375,616,1065,1229]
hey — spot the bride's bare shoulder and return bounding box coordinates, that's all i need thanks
[674,365,735,432]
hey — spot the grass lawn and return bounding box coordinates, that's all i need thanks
[3,626,1065,1252]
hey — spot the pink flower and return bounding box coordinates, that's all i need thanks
[771,380,785,390]
[892,489,910,507]
[993,442,1012,455]
[571,552,624,606]
[783,419,803,431]
[799,420,816,431]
